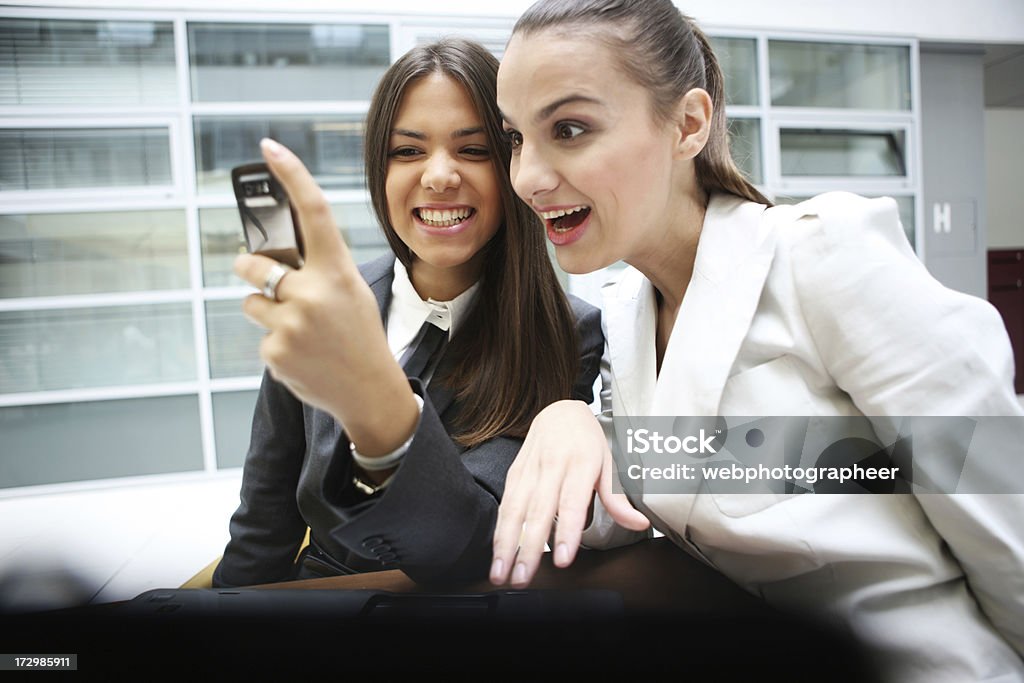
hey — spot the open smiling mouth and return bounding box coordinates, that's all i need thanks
[540,206,591,233]
[415,207,475,228]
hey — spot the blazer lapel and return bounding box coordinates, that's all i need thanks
[361,254,458,418]
[650,195,776,417]
[602,267,659,416]
[426,356,457,417]
[362,254,395,323]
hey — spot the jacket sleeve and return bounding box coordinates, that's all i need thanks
[788,192,1024,654]
[212,370,309,588]
[323,298,605,583]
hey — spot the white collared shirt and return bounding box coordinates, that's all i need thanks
[350,260,482,489]
[385,259,481,373]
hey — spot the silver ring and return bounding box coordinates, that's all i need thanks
[261,262,292,302]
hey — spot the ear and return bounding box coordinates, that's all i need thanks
[671,88,713,160]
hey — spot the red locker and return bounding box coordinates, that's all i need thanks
[988,249,1024,394]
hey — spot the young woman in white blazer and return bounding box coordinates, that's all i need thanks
[489,2,1024,681]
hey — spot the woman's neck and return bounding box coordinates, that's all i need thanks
[408,251,484,302]
[627,187,707,314]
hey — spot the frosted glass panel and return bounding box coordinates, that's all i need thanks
[0,128,172,191]
[205,300,264,379]
[0,395,202,488]
[188,22,389,102]
[194,116,364,194]
[770,40,911,110]
[212,389,259,469]
[0,210,189,298]
[728,118,762,184]
[0,18,177,106]
[0,303,196,393]
[711,37,758,106]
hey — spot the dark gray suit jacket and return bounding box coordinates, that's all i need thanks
[213,254,603,586]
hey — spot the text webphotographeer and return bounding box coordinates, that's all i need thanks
[625,462,900,485]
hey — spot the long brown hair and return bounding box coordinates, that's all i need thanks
[513,0,771,206]
[364,38,580,447]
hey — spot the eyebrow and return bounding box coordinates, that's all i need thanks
[452,126,485,139]
[501,94,603,127]
[390,126,487,140]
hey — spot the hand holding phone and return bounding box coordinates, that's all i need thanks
[232,162,304,269]
[232,139,419,458]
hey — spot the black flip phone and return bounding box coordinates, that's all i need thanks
[231,162,304,269]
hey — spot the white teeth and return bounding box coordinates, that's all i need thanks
[417,207,472,227]
[539,205,588,220]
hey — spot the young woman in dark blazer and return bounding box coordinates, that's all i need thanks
[215,38,602,586]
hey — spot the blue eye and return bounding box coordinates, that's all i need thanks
[554,122,586,141]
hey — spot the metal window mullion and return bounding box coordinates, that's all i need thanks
[0,290,193,312]
[0,187,180,208]
[769,107,915,125]
[193,188,372,209]
[0,106,181,119]
[210,376,262,393]
[0,196,184,215]
[758,33,782,197]
[0,381,203,409]
[190,101,371,116]
[175,14,217,476]
[909,38,924,255]
[0,115,179,130]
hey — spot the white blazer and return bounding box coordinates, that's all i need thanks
[593,192,1024,682]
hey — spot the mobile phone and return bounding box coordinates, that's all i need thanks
[231,162,304,269]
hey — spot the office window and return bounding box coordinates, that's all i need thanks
[212,390,260,469]
[0,210,189,298]
[205,300,264,379]
[193,116,364,194]
[331,202,388,263]
[711,37,758,106]
[728,118,763,185]
[199,208,249,288]
[0,18,177,106]
[769,40,911,110]
[200,202,384,287]
[188,22,389,102]
[0,396,203,488]
[0,303,196,394]
[0,127,172,191]
[780,128,906,177]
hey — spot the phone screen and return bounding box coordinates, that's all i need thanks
[231,163,304,269]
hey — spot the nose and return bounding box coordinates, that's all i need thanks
[421,151,460,193]
[509,141,557,204]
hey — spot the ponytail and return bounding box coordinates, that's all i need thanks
[689,24,771,205]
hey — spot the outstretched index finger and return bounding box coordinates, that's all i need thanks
[259,137,350,268]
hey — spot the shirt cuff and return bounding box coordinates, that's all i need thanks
[349,392,425,473]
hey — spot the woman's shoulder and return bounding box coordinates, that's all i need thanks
[565,294,602,350]
[356,252,397,286]
[565,292,600,322]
